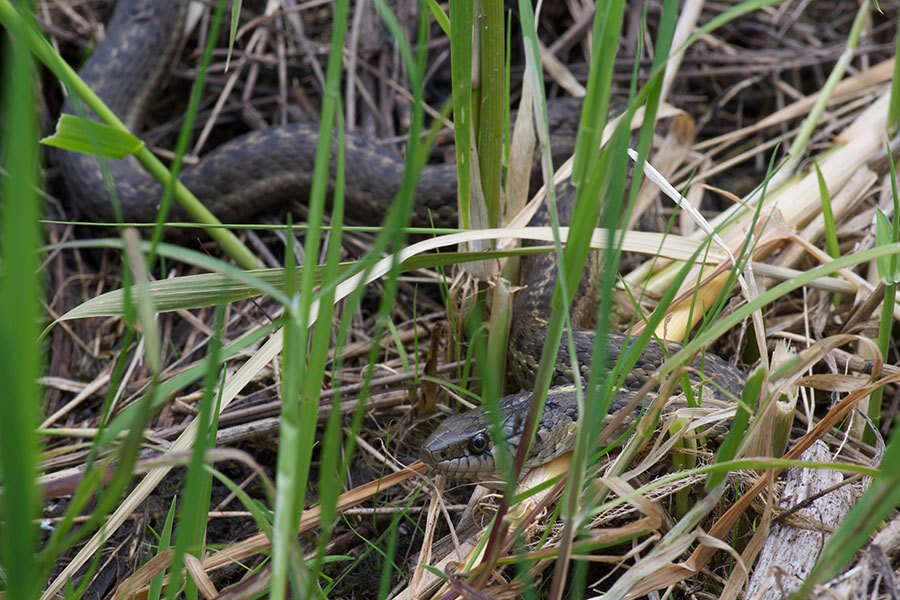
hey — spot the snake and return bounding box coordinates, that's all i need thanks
[54,0,582,226]
[420,186,747,478]
[53,0,747,480]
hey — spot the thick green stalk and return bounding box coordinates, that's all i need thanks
[476,0,505,226]
[448,0,474,228]
[0,3,40,598]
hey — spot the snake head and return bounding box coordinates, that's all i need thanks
[421,392,535,478]
[421,411,498,477]
[422,386,585,482]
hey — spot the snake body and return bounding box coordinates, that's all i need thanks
[55,0,454,227]
[421,189,747,478]
[55,0,580,227]
[54,0,746,480]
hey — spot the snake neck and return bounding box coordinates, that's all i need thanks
[508,181,600,389]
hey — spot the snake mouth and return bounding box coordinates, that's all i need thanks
[421,415,499,476]
[422,451,499,477]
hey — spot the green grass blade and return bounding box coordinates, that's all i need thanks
[0,4,41,598]
[270,0,351,592]
[476,0,505,227]
[448,0,474,228]
[425,0,450,36]
[875,209,896,281]
[868,144,900,443]
[274,226,311,595]
[815,162,841,261]
[304,105,350,596]
[706,367,761,490]
[165,305,225,600]
[778,0,870,178]
[147,498,178,600]
[149,0,230,270]
[40,114,142,157]
[226,0,243,71]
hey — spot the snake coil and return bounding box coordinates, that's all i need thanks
[53,0,747,480]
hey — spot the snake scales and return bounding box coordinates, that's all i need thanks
[54,0,746,480]
[421,189,746,478]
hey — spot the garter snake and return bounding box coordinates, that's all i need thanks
[420,186,746,478]
[52,0,747,480]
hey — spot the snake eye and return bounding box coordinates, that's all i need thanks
[468,432,489,455]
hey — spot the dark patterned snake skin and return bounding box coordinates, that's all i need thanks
[421,188,746,478]
[54,0,581,227]
[53,0,746,480]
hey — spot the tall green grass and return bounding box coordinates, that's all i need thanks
[1,1,41,599]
